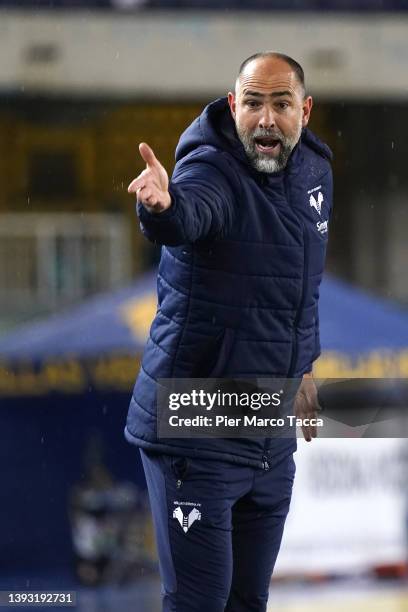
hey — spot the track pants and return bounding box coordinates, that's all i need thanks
[140,448,295,612]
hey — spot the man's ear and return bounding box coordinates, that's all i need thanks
[302,95,313,127]
[228,92,236,118]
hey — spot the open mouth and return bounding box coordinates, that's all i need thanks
[254,136,281,155]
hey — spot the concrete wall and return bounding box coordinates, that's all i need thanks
[1,10,408,99]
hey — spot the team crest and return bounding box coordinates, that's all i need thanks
[173,506,201,533]
[309,191,324,215]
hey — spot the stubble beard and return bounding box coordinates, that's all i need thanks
[236,119,303,174]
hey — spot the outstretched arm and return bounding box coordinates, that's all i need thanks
[128,143,236,246]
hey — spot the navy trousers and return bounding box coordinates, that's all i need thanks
[140,448,295,612]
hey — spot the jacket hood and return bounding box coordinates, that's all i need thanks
[175,97,243,163]
[301,125,333,161]
[175,96,333,166]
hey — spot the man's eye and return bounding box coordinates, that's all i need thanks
[277,102,289,109]
[246,100,260,108]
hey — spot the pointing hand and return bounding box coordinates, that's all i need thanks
[128,143,171,213]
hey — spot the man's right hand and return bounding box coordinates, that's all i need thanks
[127,143,172,214]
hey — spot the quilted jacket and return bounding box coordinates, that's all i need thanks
[125,97,333,468]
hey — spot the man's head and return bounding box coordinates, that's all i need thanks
[228,52,313,173]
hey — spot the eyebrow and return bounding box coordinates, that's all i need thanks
[242,90,293,98]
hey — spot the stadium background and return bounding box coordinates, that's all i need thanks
[0,1,407,611]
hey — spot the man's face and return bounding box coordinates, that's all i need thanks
[228,57,313,173]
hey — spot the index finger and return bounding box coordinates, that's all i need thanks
[139,142,159,168]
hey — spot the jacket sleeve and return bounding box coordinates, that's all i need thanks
[308,165,333,373]
[302,308,321,375]
[311,307,321,366]
[137,156,236,246]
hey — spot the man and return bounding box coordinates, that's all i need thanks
[125,52,332,612]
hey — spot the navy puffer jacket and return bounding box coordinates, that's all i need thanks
[125,97,333,468]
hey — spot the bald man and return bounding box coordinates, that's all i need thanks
[126,52,333,612]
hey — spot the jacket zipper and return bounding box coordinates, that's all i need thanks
[261,177,307,470]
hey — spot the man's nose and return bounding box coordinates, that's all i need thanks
[259,108,275,129]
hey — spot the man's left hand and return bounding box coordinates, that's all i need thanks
[294,372,320,442]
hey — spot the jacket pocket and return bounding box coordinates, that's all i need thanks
[189,327,236,378]
[207,327,236,378]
